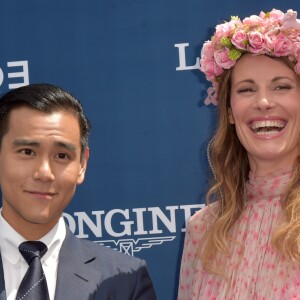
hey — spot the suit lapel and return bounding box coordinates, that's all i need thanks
[0,255,6,300]
[0,227,102,300]
[55,227,102,300]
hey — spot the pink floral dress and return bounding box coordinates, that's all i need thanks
[178,170,300,300]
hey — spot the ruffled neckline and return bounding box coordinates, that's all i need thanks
[246,169,292,202]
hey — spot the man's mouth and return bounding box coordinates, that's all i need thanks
[25,190,57,198]
[250,120,286,136]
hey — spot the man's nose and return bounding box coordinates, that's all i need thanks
[33,160,55,181]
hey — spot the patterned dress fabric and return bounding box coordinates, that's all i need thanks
[178,170,300,300]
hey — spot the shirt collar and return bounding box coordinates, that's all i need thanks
[0,212,66,265]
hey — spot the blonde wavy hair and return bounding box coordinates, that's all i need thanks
[200,56,300,274]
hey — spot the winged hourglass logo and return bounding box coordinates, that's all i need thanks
[64,204,204,255]
[97,236,176,256]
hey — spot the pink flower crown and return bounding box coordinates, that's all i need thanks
[200,8,300,105]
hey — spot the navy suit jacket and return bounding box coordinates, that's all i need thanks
[0,227,157,300]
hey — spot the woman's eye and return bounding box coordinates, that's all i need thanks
[275,85,291,90]
[237,87,255,93]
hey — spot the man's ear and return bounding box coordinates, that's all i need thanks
[77,147,89,185]
[228,108,235,124]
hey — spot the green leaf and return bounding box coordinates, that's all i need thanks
[229,48,242,60]
[220,37,232,47]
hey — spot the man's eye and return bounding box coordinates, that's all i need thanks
[20,149,34,156]
[56,153,70,159]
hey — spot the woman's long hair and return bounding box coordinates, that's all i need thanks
[200,57,300,274]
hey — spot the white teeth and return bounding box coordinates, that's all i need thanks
[256,131,280,135]
[250,120,286,136]
[251,120,285,130]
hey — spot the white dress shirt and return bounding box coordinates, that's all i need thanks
[0,213,66,300]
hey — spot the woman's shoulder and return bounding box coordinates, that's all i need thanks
[189,201,219,223]
[187,202,219,236]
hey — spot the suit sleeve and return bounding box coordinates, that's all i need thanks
[131,260,157,300]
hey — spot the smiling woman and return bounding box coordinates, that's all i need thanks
[229,54,300,174]
[178,8,300,300]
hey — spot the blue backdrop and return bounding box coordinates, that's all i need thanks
[1,1,300,299]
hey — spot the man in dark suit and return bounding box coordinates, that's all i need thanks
[0,84,156,300]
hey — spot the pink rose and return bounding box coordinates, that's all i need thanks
[231,29,248,50]
[281,9,300,30]
[265,32,278,52]
[259,9,284,22]
[247,31,267,53]
[201,41,214,60]
[259,11,267,19]
[291,42,300,67]
[292,32,300,43]
[243,15,264,26]
[215,19,240,40]
[273,34,292,56]
[292,41,300,57]
[200,57,223,80]
[268,9,285,22]
[214,48,236,69]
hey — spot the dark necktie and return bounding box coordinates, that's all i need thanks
[16,241,50,300]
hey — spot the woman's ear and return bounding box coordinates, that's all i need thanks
[228,108,235,124]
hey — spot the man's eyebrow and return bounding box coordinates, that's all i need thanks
[12,139,77,151]
[54,141,77,152]
[13,139,40,147]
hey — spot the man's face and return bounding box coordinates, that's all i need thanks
[0,106,89,239]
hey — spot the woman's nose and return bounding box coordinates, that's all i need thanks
[254,94,276,111]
